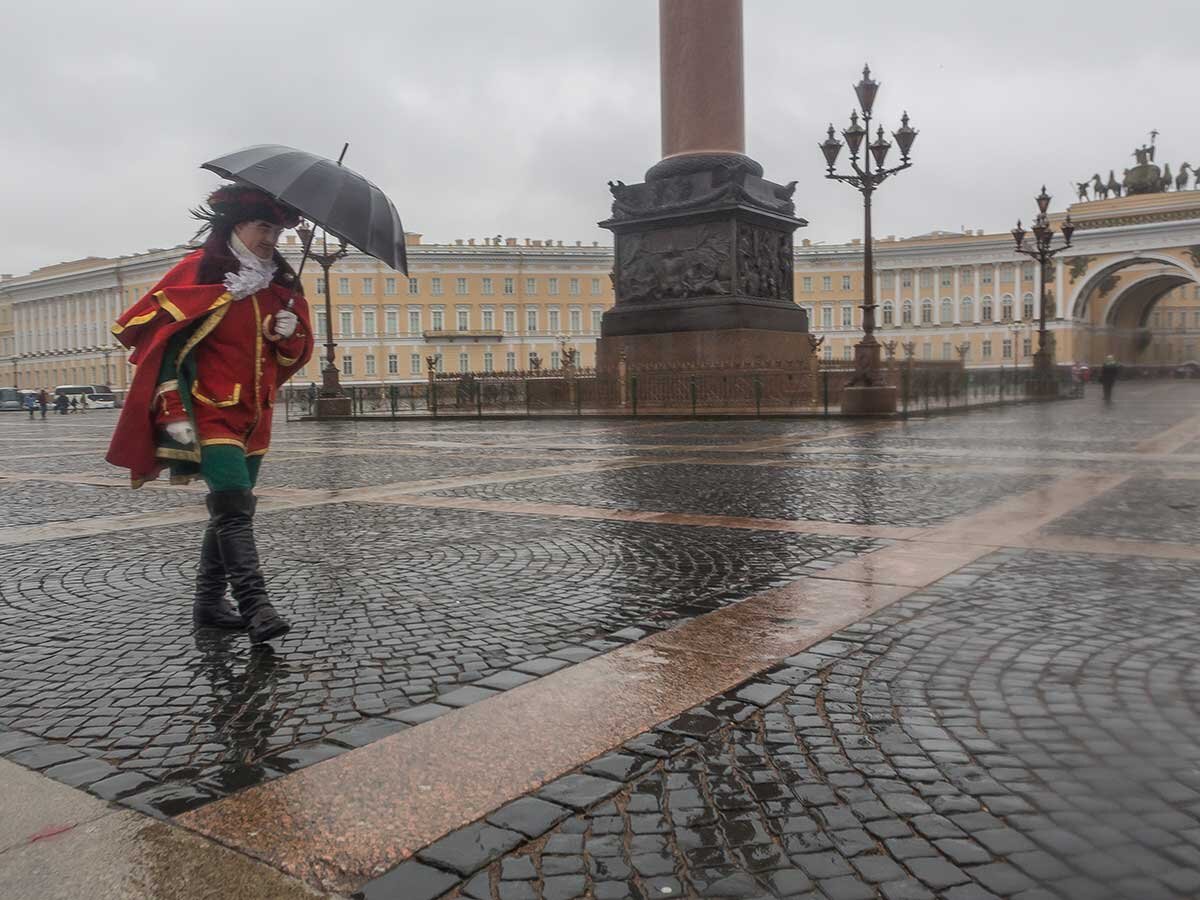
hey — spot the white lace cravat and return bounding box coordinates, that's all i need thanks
[223,232,278,300]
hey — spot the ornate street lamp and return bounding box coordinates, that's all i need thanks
[296,220,350,408]
[1012,186,1073,387]
[820,65,917,407]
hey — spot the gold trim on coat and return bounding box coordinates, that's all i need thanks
[192,382,242,408]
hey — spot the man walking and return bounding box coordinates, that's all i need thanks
[1100,355,1120,404]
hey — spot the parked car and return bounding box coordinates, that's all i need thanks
[54,384,116,409]
[0,387,21,411]
[1174,361,1200,379]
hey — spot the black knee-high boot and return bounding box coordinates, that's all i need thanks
[208,490,290,643]
[192,509,245,630]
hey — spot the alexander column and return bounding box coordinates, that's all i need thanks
[597,0,810,371]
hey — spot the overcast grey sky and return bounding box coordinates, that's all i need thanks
[2,0,1196,275]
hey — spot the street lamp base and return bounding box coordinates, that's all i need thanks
[841,384,898,415]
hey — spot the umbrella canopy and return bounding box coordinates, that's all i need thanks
[201,144,407,273]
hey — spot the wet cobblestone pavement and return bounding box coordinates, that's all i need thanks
[3,382,1200,899]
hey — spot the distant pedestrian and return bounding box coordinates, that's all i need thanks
[38,389,48,418]
[70,396,79,413]
[307,381,318,410]
[1100,355,1120,403]
[56,393,69,415]
[23,393,37,418]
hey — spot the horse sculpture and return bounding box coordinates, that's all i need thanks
[1076,181,1090,202]
[1107,170,1122,198]
[1161,163,1174,192]
[1177,163,1191,191]
[1091,173,1109,199]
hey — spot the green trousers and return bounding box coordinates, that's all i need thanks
[201,445,263,492]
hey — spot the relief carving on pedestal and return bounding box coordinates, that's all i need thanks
[616,225,732,304]
[737,225,794,301]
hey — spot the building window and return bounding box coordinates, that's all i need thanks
[338,277,351,295]
[482,277,494,295]
[411,354,422,374]
[802,276,813,292]
[1022,263,1035,281]
[982,269,993,284]
[385,309,399,334]
[902,271,913,288]
[316,310,327,338]
[504,309,516,333]
[339,310,353,335]
[548,277,559,295]
[408,277,419,295]
[920,271,933,288]
[902,300,913,324]
[387,353,398,375]
[881,272,895,289]
[365,354,376,376]
[363,277,375,295]
[941,298,953,323]
[841,305,853,328]
[1002,339,1013,359]
[482,308,495,330]
[570,308,582,333]
[503,277,514,295]
[592,309,603,332]
[483,351,494,372]
[982,340,992,359]
[548,308,560,331]
[431,277,443,296]
[821,306,833,328]
[1001,296,1014,322]
[551,350,561,369]
[981,297,994,321]
[456,309,469,331]
[458,352,469,373]
[591,278,601,295]
[526,309,537,332]
[506,351,516,371]
[842,275,852,291]
[1000,264,1014,283]
[363,308,376,336]
[315,277,326,295]
[823,344,833,360]
[455,277,468,296]
[921,299,933,324]
[569,278,580,295]
[1023,294,1035,320]
[525,277,537,295]
[822,276,832,291]
[529,351,539,367]
[1023,338,1032,357]
[408,309,421,334]
[342,355,353,375]
[842,345,853,360]
[942,342,952,360]
[431,308,444,330]
[961,298,974,321]
[922,342,932,360]
[882,301,894,325]
[385,277,397,295]
[941,271,952,287]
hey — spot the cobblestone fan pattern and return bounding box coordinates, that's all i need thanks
[427,549,1200,900]
[253,451,571,490]
[430,464,1055,527]
[0,452,118,475]
[0,479,202,527]
[0,502,878,809]
[1046,477,1200,544]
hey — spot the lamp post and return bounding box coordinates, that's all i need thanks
[101,347,112,388]
[1011,187,1073,390]
[296,221,350,411]
[820,64,917,413]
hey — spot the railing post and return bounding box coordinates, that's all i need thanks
[631,374,638,417]
[690,376,697,418]
[476,380,483,418]
[525,377,531,417]
[901,366,909,419]
[753,375,762,417]
[822,370,829,418]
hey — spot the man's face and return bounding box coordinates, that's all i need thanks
[234,220,284,260]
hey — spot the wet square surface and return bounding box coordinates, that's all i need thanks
[429,462,1055,526]
[1045,476,1200,544]
[0,479,202,528]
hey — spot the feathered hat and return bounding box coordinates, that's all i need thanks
[190,184,301,235]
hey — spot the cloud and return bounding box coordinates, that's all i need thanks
[1,0,1196,275]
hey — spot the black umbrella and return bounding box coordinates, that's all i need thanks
[201,143,407,274]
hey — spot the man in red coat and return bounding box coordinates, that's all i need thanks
[108,185,314,643]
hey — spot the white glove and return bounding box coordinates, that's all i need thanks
[223,266,274,301]
[166,421,195,445]
[273,309,299,339]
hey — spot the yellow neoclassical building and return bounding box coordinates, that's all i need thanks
[3,189,1200,393]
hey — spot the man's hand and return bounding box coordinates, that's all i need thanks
[273,309,298,339]
[166,421,195,445]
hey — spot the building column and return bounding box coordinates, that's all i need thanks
[1055,257,1066,320]
[953,268,961,325]
[991,265,1000,321]
[973,268,982,323]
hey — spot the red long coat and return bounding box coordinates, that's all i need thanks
[106,250,313,487]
